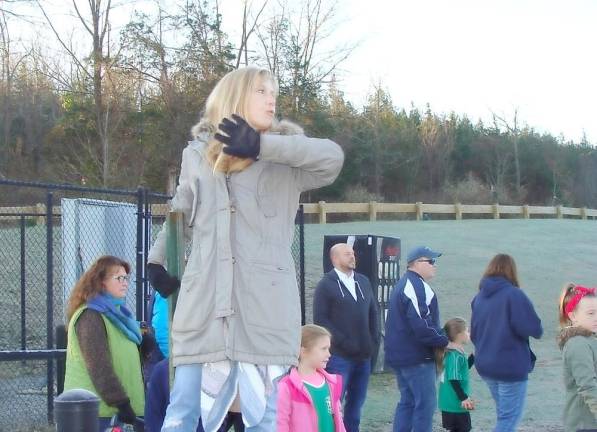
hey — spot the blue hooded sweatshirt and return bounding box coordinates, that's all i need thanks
[471,276,543,381]
[385,270,448,368]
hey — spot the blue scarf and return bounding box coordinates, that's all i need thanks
[87,293,142,345]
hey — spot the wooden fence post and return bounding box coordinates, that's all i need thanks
[523,205,530,219]
[556,205,563,219]
[454,203,462,220]
[492,203,500,219]
[318,201,327,224]
[415,202,423,221]
[369,201,377,221]
[36,203,45,225]
[581,207,587,220]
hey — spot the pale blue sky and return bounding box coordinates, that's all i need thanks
[222,0,597,143]
[15,0,597,143]
[336,0,597,143]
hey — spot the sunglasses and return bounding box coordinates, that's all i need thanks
[112,275,130,283]
[417,258,436,265]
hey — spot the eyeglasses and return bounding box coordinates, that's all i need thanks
[112,275,130,283]
[417,258,436,265]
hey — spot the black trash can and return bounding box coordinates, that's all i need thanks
[54,388,100,432]
[323,234,401,372]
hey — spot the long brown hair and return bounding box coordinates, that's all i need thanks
[66,255,130,324]
[481,253,520,288]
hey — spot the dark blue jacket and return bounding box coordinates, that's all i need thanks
[384,270,448,368]
[313,270,381,361]
[471,276,543,382]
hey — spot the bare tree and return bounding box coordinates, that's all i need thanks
[37,0,118,186]
[236,0,268,68]
[419,111,455,194]
[477,134,512,199]
[255,2,287,80]
[492,108,522,198]
[255,0,356,114]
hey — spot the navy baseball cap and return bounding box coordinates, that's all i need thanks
[407,246,442,264]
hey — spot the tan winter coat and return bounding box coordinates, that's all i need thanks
[558,326,597,432]
[148,120,344,366]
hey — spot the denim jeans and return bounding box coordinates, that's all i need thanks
[161,364,277,432]
[326,354,372,432]
[392,362,437,432]
[483,378,528,432]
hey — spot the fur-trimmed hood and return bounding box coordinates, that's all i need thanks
[191,117,304,139]
[557,326,596,350]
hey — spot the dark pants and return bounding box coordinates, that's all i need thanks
[220,412,244,432]
[441,411,471,432]
[326,354,372,432]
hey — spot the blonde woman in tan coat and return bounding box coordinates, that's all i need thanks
[147,66,344,432]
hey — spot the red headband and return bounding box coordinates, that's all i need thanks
[565,285,596,315]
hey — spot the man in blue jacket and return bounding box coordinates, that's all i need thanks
[314,243,380,432]
[385,246,457,432]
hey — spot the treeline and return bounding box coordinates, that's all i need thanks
[1,1,596,207]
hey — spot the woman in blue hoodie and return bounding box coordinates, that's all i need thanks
[471,254,543,432]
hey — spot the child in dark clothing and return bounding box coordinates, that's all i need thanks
[437,318,475,432]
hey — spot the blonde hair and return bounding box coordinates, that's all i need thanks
[300,324,331,356]
[191,66,278,173]
[435,317,468,373]
[66,255,130,324]
[558,282,597,327]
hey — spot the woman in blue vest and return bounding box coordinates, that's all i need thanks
[63,255,145,430]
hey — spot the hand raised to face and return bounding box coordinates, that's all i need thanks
[215,114,261,160]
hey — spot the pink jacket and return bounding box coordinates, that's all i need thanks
[277,367,346,432]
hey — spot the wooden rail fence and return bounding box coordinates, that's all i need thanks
[1,202,597,224]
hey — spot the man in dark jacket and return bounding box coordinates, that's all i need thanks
[385,245,456,432]
[313,243,380,432]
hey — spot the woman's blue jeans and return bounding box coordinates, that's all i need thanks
[483,377,528,432]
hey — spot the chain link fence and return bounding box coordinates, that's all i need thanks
[0,179,304,430]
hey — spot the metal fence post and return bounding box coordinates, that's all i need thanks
[46,191,55,423]
[20,216,26,352]
[143,188,151,320]
[136,187,145,321]
[299,205,306,325]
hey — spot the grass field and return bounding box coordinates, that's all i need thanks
[302,218,597,431]
[3,218,597,430]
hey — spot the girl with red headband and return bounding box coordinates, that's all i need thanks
[557,283,597,432]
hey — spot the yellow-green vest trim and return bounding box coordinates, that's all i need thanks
[63,306,145,417]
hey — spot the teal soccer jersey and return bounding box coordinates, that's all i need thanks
[438,350,470,413]
[304,380,335,432]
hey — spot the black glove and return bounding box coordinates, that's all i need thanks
[147,263,180,298]
[116,400,137,425]
[215,114,261,160]
[139,327,157,361]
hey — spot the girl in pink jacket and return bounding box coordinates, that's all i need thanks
[277,324,346,432]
